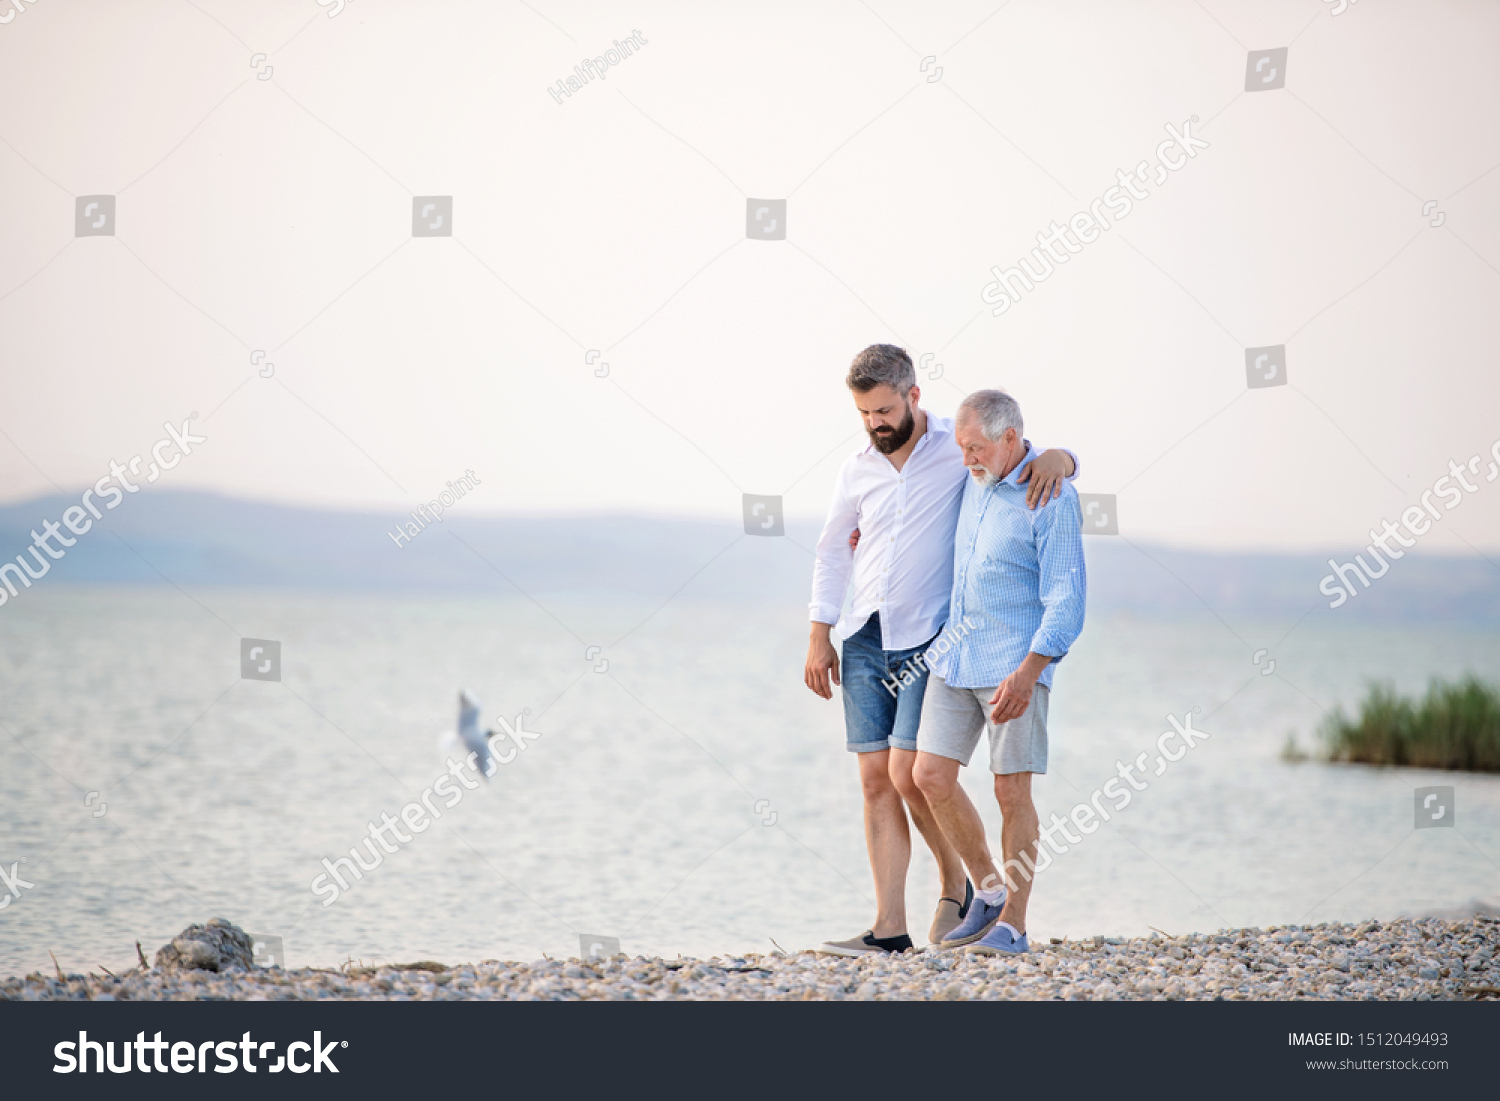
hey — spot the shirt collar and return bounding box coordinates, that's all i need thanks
[997,442,1038,488]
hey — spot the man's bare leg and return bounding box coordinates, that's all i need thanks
[888,748,967,900]
[912,751,1003,894]
[858,749,911,938]
[994,772,1040,933]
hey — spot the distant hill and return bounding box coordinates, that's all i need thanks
[0,490,1495,623]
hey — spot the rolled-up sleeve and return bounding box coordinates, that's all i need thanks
[1028,491,1087,659]
[809,466,857,626]
[1029,443,1081,483]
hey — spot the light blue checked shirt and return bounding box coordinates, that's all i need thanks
[925,445,1087,690]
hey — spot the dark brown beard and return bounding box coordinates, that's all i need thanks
[869,403,915,454]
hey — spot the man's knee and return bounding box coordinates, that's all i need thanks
[888,751,922,801]
[913,754,959,801]
[859,756,900,803]
[994,772,1034,815]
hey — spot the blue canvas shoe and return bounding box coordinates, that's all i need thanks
[966,920,1030,956]
[937,887,1006,948]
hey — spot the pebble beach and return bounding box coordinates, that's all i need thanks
[5,917,1498,1002]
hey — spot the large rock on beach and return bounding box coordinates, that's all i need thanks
[154,918,256,973]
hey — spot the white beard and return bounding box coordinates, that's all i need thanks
[972,466,999,487]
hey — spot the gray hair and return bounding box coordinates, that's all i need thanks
[957,389,1023,441]
[846,344,915,396]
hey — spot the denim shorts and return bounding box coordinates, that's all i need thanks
[840,612,937,754]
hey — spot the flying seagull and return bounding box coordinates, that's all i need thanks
[449,689,496,779]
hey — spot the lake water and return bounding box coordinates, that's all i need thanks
[1,586,1497,976]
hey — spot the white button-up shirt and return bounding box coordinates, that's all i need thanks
[809,412,1077,652]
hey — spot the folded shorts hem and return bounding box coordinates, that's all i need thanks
[991,762,1047,776]
[846,738,918,754]
[915,743,971,765]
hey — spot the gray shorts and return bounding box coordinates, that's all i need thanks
[917,674,1049,775]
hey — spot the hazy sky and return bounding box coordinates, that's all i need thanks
[1,0,1497,551]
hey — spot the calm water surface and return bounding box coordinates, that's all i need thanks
[1,587,1496,976]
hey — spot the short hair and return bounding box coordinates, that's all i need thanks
[957,389,1023,441]
[846,344,915,396]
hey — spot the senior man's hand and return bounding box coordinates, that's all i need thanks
[988,653,1052,724]
[988,671,1036,725]
[1017,448,1075,509]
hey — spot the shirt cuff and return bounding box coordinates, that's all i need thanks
[1028,631,1071,660]
[1024,441,1080,481]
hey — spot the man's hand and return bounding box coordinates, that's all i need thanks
[1017,448,1075,510]
[805,623,841,700]
[848,528,860,551]
[987,653,1051,724]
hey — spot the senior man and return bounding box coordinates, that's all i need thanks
[914,388,1086,957]
[806,347,1079,957]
